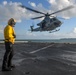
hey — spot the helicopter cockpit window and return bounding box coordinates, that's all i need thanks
[42,21,46,29]
[52,18,57,21]
[50,19,52,23]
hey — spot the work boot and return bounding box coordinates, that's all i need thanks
[2,67,12,71]
[8,64,15,68]
[11,64,15,68]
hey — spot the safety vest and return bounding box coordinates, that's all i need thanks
[4,25,16,44]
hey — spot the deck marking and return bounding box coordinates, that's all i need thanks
[29,44,54,54]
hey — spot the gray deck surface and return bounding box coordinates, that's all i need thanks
[0,42,76,75]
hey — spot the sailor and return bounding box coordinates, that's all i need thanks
[2,18,16,71]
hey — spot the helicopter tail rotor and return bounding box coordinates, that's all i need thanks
[30,26,34,31]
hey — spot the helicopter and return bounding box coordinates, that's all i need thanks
[19,5,74,33]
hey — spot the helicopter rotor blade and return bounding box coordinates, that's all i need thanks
[19,5,46,15]
[53,15,65,19]
[49,5,74,16]
[31,16,45,19]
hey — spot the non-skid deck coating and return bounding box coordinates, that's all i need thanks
[0,42,76,75]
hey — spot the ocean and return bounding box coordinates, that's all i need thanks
[0,39,76,43]
[30,39,76,43]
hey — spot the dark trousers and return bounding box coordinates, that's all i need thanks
[2,42,14,69]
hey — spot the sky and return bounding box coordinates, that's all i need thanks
[0,0,76,39]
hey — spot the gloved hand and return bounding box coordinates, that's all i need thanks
[13,34,16,38]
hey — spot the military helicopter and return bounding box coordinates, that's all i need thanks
[19,5,74,33]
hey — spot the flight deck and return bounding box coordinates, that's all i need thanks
[0,42,76,75]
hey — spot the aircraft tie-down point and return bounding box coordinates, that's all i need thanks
[19,5,74,33]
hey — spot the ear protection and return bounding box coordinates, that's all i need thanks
[11,19,16,25]
[8,18,16,25]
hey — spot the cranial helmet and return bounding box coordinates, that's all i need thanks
[8,18,16,25]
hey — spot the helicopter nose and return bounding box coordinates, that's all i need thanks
[54,21,62,27]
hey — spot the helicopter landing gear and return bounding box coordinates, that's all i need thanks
[49,29,60,33]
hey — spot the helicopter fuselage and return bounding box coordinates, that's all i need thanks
[20,5,74,33]
[31,16,62,32]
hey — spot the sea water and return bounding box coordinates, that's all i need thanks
[0,39,76,43]
[31,39,76,43]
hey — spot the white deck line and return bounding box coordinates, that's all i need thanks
[29,44,54,54]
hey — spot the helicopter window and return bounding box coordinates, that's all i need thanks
[50,19,52,22]
[42,21,46,29]
[53,18,57,21]
[54,22,59,27]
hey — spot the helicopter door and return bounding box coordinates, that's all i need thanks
[50,19,53,23]
[41,21,46,29]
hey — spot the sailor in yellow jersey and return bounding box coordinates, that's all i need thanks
[2,18,16,71]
